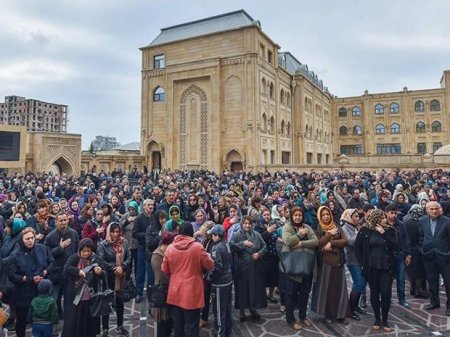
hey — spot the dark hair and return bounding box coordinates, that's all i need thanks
[160,231,175,245]
[385,204,398,212]
[290,206,304,225]
[179,221,194,237]
[362,203,374,212]
[109,222,121,232]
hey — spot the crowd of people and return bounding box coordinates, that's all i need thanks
[0,167,450,337]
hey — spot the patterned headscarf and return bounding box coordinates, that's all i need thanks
[366,209,385,230]
[405,204,424,222]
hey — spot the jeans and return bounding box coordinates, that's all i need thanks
[136,246,154,296]
[348,264,367,292]
[32,323,53,337]
[285,275,313,324]
[394,253,406,304]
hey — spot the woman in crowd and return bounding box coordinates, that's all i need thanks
[192,208,208,243]
[311,205,350,324]
[97,223,132,336]
[340,208,366,320]
[82,208,107,247]
[230,215,267,321]
[67,199,82,237]
[78,203,94,232]
[111,194,126,219]
[9,227,54,337]
[151,231,176,337]
[26,200,54,243]
[223,204,242,241]
[355,209,398,332]
[62,238,105,337]
[281,206,318,330]
[256,208,282,303]
[121,201,139,277]
[403,205,428,298]
[184,194,199,222]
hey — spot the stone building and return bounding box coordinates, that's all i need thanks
[140,10,332,172]
[0,96,68,133]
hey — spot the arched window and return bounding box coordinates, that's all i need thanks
[339,126,348,136]
[261,113,267,131]
[390,102,399,113]
[415,100,424,112]
[353,125,362,135]
[417,143,427,154]
[281,120,285,134]
[280,89,284,104]
[261,78,266,95]
[375,123,385,134]
[269,83,274,99]
[286,93,291,107]
[375,103,384,114]
[352,106,361,116]
[286,122,291,136]
[305,124,309,138]
[432,121,442,132]
[338,107,347,117]
[153,86,165,101]
[430,99,440,111]
[269,116,275,133]
[391,123,400,134]
[416,121,426,133]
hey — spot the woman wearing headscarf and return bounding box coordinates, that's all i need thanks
[26,200,54,243]
[97,222,132,336]
[255,208,282,303]
[281,206,318,330]
[151,231,176,337]
[223,204,242,242]
[230,215,267,321]
[311,205,350,324]
[403,205,428,298]
[9,227,54,337]
[355,209,399,333]
[61,238,105,337]
[192,208,208,243]
[340,209,366,320]
[66,199,82,238]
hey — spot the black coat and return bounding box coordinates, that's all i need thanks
[9,242,54,308]
[419,215,450,261]
[97,238,132,288]
[133,211,155,249]
[44,228,79,284]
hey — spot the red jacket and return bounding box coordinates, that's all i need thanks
[162,235,214,309]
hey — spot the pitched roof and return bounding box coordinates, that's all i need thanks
[147,10,257,47]
[116,142,140,151]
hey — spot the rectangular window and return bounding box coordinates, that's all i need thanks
[268,50,273,64]
[306,152,313,164]
[317,153,322,164]
[433,142,442,153]
[326,154,330,164]
[340,145,364,155]
[281,151,291,164]
[417,143,427,154]
[262,150,267,165]
[153,54,165,69]
[376,143,401,155]
[270,150,275,164]
[259,44,265,58]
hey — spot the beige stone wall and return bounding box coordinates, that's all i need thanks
[81,153,145,174]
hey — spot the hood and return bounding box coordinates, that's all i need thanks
[12,218,27,235]
[127,200,139,213]
[172,235,196,250]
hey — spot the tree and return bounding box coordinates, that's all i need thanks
[89,141,94,153]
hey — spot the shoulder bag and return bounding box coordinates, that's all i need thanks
[89,273,114,317]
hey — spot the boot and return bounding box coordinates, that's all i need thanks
[410,279,417,296]
[349,291,361,320]
[359,290,367,308]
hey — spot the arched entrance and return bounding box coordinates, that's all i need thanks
[147,141,162,170]
[48,156,74,175]
[224,149,244,172]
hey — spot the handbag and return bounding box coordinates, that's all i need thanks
[89,275,115,317]
[149,283,168,308]
[280,250,315,277]
[122,277,137,303]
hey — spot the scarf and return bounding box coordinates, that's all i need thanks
[105,224,125,291]
[340,208,358,227]
[317,205,336,232]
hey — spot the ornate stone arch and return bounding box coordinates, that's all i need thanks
[147,139,164,169]
[179,85,208,169]
[47,154,75,175]
[223,147,245,171]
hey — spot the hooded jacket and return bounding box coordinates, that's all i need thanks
[161,235,214,309]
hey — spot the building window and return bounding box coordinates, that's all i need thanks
[340,145,363,155]
[153,86,165,101]
[268,50,273,64]
[153,54,165,69]
[338,107,347,117]
[261,113,267,131]
[268,116,275,133]
[306,152,313,164]
[432,121,442,132]
[317,153,322,164]
[281,151,291,164]
[433,142,443,152]
[339,126,348,136]
[417,143,427,154]
[280,89,284,104]
[415,100,424,112]
[281,120,285,135]
[260,44,265,58]
[326,154,330,164]
[375,103,384,114]
[270,150,275,164]
[286,122,291,136]
[375,123,385,134]
[353,125,362,135]
[391,123,400,134]
[390,102,399,113]
[269,83,274,99]
[416,121,426,133]
[376,143,401,154]
[352,106,361,116]
[286,93,291,107]
[430,99,440,111]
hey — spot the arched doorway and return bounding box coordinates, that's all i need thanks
[48,156,74,175]
[147,141,162,170]
[224,149,244,172]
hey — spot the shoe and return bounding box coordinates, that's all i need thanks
[301,318,312,327]
[350,312,361,321]
[372,321,381,331]
[135,295,142,303]
[446,309,450,316]
[102,330,109,337]
[425,304,440,310]
[267,296,278,304]
[116,326,129,336]
[199,319,208,328]
[288,322,302,330]
[337,318,349,325]
[239,314,247,322]
[383,325,392,333]
[279,305,286,314]
[325,318,333,324]
[400,302,411,309]
[355,306,366,315]
[359,294,367,308]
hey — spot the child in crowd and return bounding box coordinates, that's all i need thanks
[28,279,59,337]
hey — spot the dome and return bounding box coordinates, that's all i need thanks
[434,144,450,155]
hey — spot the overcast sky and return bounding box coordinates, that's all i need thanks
[1,0,449,149]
